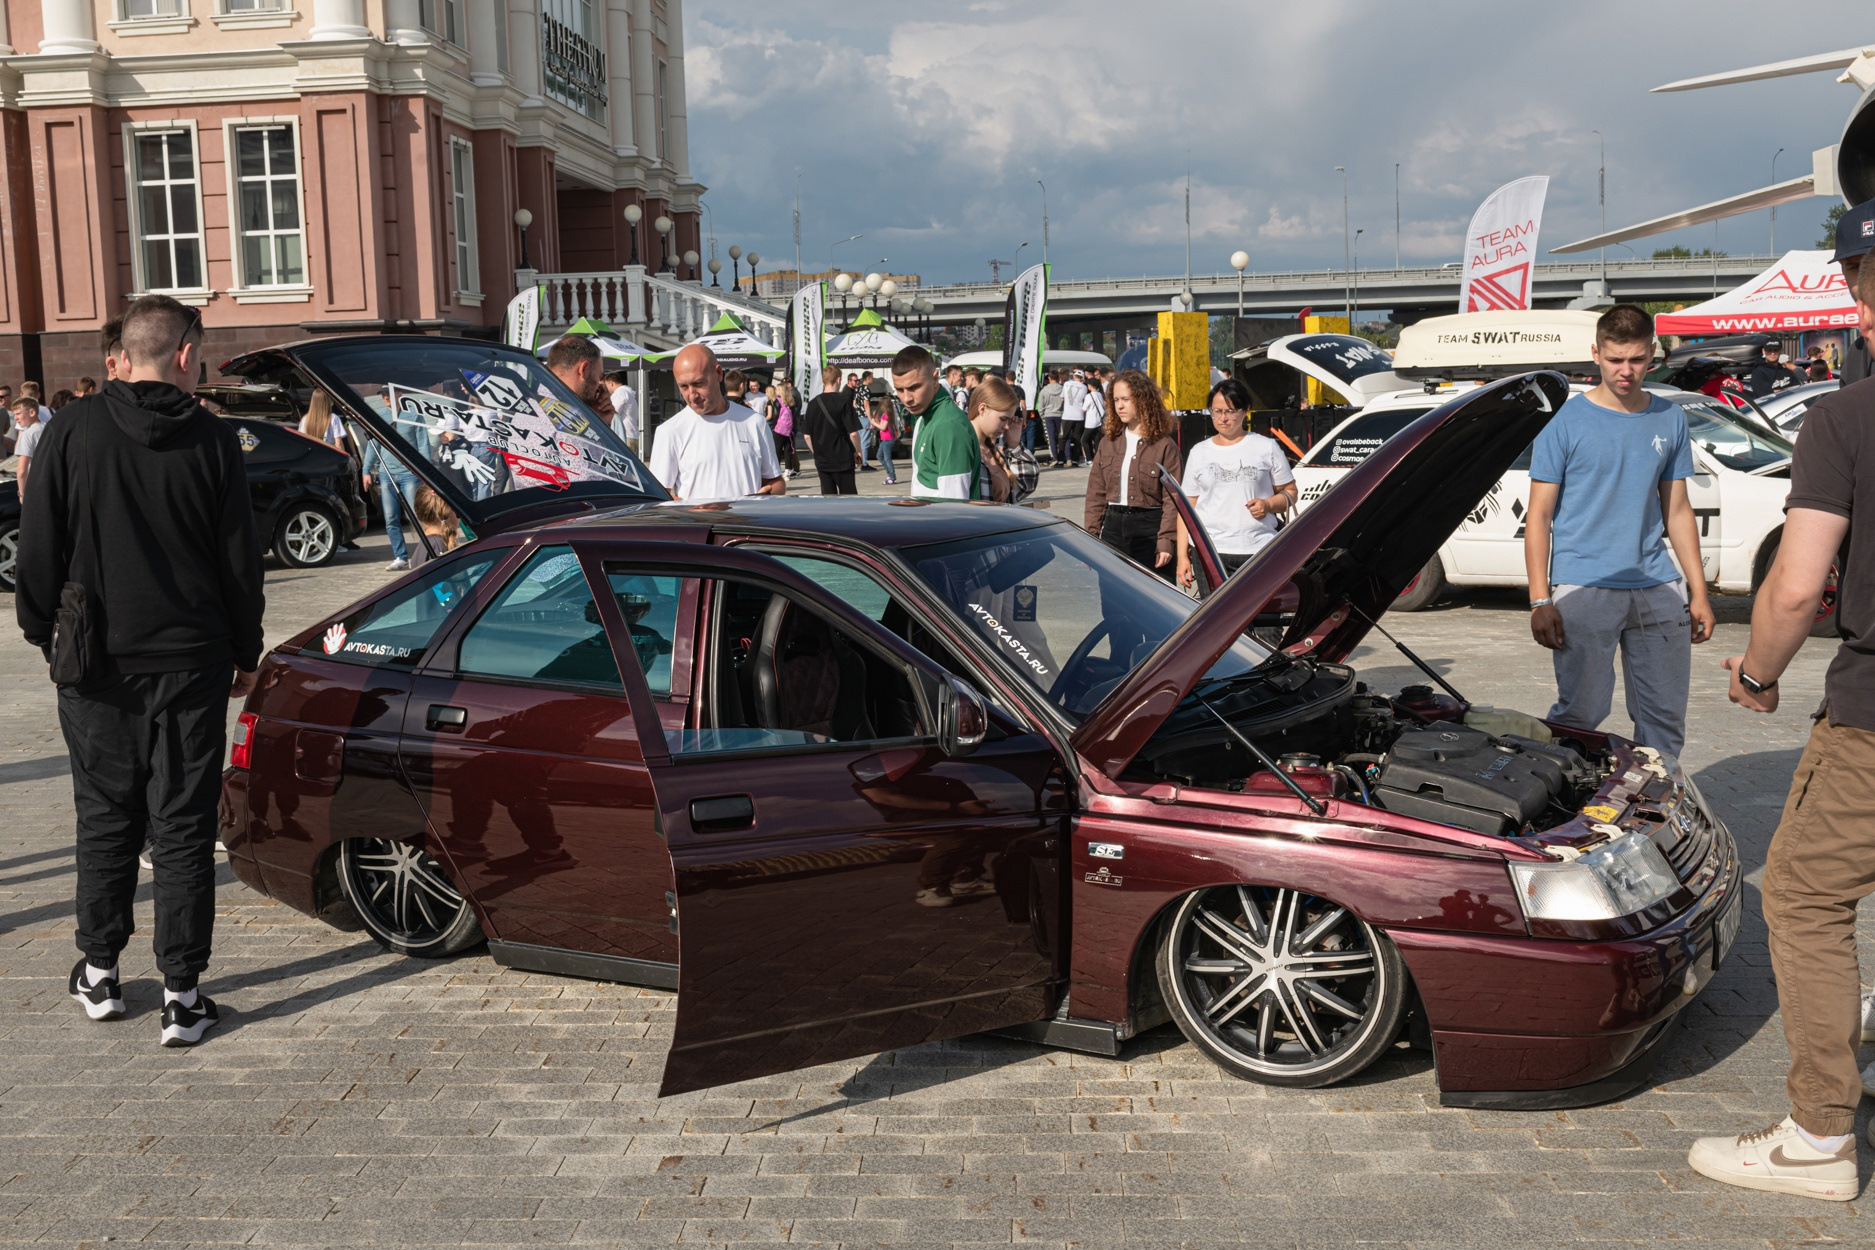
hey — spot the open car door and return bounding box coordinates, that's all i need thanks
[580,544,1066,1097]
[225,335,668,539]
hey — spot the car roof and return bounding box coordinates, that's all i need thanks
[530,495,1065,547]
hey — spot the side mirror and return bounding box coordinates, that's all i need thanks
[939,676,988,758]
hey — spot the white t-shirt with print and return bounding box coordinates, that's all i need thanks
[610,384,639,440]
[648,401,781,502]
[1180,433,1294,556]
[745,391,771,421]
[1062,378,1089,425]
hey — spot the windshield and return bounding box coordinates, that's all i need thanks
[279,337,666,522]
[1680,401,1794,472]
[905,524,1271,722]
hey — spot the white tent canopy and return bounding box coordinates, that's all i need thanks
[825,308,921,366]
[1655,250,1856,336]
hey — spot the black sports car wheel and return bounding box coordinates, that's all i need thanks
[0,521,17,592]
[336,839,483,958]
[275,504,340,568]
[1391,556,1445,612]
[1158,885,1407,1087]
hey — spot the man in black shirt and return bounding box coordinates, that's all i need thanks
[801,365,862,495]
[1746,341,1805,398]
[16,294,265,1048]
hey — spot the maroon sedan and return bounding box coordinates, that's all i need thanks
[218,337,1740,1107]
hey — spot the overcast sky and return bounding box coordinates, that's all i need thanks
[684,2,1869,287]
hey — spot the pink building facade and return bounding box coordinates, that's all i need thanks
[0,0,701,388]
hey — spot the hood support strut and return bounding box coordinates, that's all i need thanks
[1347,604,1468,706]
[1191,687,1326,816]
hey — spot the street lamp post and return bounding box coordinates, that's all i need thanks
[833,271,854,321]
[1771,146,1785,253]
[1230,250,1250,319]
[1352,229,1364,331]
[728,244,742,292]
[1013,241,1030,275]
[1335,166,1350,328]
[622,202,642,265]
[514,208,533,269]
[864,271,883,309]
[828,233,862,280]
[1037,179,1049,267]
[747,252,761,297]
[1394,162,1401,270]
[1593,130,1606,285]
[654,215,673,272]
[683,250,699,282]
[708,257,722,287]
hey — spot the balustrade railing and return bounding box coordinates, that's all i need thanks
[527,266,786,346]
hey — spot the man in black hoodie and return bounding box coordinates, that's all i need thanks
[16,294,264,1047]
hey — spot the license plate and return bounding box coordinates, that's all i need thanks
[1713,889,1743,969]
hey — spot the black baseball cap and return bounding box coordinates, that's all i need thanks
[1832,196,1875,262]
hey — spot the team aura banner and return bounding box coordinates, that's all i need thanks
[1459,177,1548,313]
[503,285,542,350]
[787,281,827,400]
[1655,250,1857,334]
[1001,262,1048,407]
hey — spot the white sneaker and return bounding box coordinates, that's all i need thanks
[1861,989,1875,1043]
[1687,1117,1858,1200]
[1860,1056,1875,1099]
[139,848,152,870]
[386,558,410,572]
[915,887,957,908]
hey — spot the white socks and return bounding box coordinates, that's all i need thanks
[1797,1124,1851,1153]
[163,986,198,1009]
[83,963,117,988]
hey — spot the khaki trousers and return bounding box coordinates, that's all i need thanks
[1764,718,1875,1137]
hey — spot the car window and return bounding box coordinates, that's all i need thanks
[232,421,306,466]
[907,524,1270,721]
[767,551,976,678]
[1680,402,1794,472]
[459,545,622,690]
[309,551,499,666]
[1308,408,1430,467]
[605,571,681,696]
[608,566,927,755]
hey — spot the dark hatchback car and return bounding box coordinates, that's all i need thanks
[218,337,1740,1108]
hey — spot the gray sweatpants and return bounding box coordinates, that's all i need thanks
[1547,580,1691,756]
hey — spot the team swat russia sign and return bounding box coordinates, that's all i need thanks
[1458,176,1548,313]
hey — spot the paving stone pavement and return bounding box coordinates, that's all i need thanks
[3,467,1873,1247]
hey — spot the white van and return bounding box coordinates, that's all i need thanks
[1285,312,1826,631]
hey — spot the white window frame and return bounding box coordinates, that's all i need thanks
[109,0,195,35]
[212,0,298,30]
[448,138,481,301]
[419,0,463,45]
[222,117,314,304]
[123,120,211,300]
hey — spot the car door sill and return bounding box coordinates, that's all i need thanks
[488,940,679,991]
[988,1015,1125,1057]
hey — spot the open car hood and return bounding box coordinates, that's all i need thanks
[1234,333,1406,410]
[225,335,668,536]
[1071,372,1566,779]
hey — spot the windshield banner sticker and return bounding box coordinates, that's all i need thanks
[967,602,1050,678]
[387,384,645,494]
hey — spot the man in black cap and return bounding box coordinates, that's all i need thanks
[1747,340,1807,398]
[1834,197,1875,385]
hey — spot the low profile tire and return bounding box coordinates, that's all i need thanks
[274,504,341,568]
[1391,557,1444,612]
[0,522,17,592]
[336,838,483,958]
[1157,885,1408,1088]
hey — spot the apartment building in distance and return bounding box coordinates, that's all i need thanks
[0,0,702,385]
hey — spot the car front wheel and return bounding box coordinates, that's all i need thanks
[336,838,484,958]
[1157,885,1408,1088]
[275,504,340,568]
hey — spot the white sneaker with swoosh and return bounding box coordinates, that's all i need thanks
[1688,1118,1858,1200]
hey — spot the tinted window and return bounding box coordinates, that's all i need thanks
[769,551,973,677]
[459,546,621,689]
[1309,408,1430,467]
[310,551,498,666]
[232,420,311,466]
[605,571,681,696]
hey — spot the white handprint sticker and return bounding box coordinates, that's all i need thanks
[322,623,348,655]
[450,446,498,485]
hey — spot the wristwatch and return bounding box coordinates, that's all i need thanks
[1737,667,1778,695]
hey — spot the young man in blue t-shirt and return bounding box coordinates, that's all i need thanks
[1523,303,1715,755]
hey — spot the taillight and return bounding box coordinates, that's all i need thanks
[231,712,258,770]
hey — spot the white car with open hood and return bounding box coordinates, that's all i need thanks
[1284,312,1821,630]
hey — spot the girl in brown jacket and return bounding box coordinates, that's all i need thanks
[1084,369,1183,579]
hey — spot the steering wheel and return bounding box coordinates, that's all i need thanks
[1052,620,1112,711]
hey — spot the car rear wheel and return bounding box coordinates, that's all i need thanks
[1391,556,1444,612]
[275,504,340,568]
[1157,885,1408,1088]
[336,838,484,958]
[0,521,17,592]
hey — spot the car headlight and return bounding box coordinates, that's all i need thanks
[1509,831,1680,921]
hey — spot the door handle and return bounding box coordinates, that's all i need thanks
[689,794,754,833]
[426,704,467,732]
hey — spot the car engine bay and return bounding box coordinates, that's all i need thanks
[1135,659,1615,836]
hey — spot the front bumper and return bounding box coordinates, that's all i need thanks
[1394,777,1743,1109]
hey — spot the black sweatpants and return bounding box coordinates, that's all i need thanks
[1101,505,1171,580]
[817,468,857,496]
[60,664,230,988]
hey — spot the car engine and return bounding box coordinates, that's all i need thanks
[1370,723,1597,836]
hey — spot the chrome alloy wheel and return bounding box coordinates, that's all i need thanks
[0,524,17,591]
[280,508,337,566]
[336,838,483,957]
[1159,885,1406,1086]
